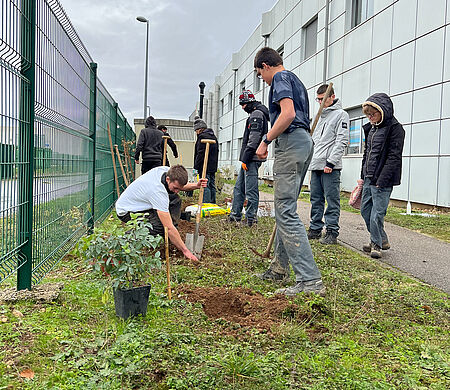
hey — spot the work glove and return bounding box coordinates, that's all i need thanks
[241,163,248,171]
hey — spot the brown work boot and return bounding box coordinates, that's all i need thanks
[370,244,382,258]
[363,243,372,253]
[364,241,390,253]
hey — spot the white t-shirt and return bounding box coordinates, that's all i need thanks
[115,166,170,216]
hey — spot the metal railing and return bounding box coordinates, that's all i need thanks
[0,0,135,289]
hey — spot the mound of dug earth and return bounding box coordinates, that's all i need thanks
[178,286,308,332]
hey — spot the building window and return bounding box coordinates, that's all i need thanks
[253,70,260,91]
[237,137,243,153]
[302,16,318,60]
[240,80,245,92]
[277,45,284,58]
[228,91,233,112]
[219,98,224,117]
[226,140,231,160]
[350,0,374,28]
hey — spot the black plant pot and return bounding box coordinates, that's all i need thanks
[113,284,151,319]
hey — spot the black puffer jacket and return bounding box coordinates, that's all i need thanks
[194,128,218,174]
[135,117,164,162]
[360,93,405,187]
[239,102,269,164]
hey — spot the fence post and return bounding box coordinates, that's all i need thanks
[113,102,119,199]
[88,63,97,233]
[17,0,37,290]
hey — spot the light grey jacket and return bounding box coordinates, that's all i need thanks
[309,99,349,171]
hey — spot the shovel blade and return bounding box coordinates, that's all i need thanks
[185,233,205,259]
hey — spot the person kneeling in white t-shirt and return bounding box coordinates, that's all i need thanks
[115,164,206,263]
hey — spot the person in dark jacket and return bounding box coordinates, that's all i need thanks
[360,93,405,259]
[228,90,269,226]
[193,116,218,204]
[135,116,164,174]
[157,124,178,167]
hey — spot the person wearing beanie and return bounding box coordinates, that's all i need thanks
[227,90,269,227]
[135,116,164,174]
[193,116,218,203]
[157,124,178,167]
[360,93,405,259]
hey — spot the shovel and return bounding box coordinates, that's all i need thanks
[185,139,216,259]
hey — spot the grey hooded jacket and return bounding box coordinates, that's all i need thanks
[309,99,349,171]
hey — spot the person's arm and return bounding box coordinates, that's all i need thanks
[255,98,295,159]
[376,124,405,187]
[168,138,178,158]
[182,178,207,192]
[194,138,205,172]
[241,112,267,164]
[325,112,350,173]
[157,210,199,262]
[135,131,146,162]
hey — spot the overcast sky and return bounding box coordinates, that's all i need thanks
[61,0,277,124]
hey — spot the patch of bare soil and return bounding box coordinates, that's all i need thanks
[0,282,64,303]
[177,285,308,334]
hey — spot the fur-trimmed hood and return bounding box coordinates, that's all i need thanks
[362,93,394,126]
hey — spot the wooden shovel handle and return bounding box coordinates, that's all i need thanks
[310,82,334,136]
[196,139,216,224]
[162,136,170,166]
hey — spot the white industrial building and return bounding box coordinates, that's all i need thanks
[198,0,450,208]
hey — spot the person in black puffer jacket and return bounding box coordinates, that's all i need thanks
[360,93,405,259]
[228,90,269,226]
[193,116,218,203]
[135,116,164,174]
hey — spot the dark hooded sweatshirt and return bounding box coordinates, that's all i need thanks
[239,102,270,164]
[194,128,218,174]
[135,117,164,162]
[361,93,405,188]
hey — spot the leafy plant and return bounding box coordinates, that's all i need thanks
[77,215,162,289]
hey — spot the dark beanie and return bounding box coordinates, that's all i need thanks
[193,116,207,131]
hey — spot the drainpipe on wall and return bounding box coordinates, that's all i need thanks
[261,35,269,105]
[214,82,220,134]
[231,69,238,167]
[323,0,330,84]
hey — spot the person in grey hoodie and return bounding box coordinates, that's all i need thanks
[308,84,349,244]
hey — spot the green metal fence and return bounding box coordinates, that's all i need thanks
[0,0,135,289]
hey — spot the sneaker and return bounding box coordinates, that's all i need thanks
[307,229,322,240]
[370,244,382,259]
[243,219,256,227]
[276,279,326,296]
[256,269,290,284]
[226,215,241,223]
[363,241,390,253]
[319,231,338,245]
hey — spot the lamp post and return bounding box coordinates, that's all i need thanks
[136,16,149,119]
[199,81,205,118]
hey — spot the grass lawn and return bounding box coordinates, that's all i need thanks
[1,209,449,389]
[258,183,450,243]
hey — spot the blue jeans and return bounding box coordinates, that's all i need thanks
[229,161,261,222]
[203,172,216,204]
[360,178,392,247]
[309,170,341,235]
[268,128,322,283]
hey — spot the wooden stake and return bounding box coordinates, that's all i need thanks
[121,140,132,182]
[114,144,129,187]
[164,227,172,300]
[125,142,135,180]
[162,135,170,166]
[107,123,120,198]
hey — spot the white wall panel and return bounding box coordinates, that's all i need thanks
[343,21,372,70]
[341,157,363,191]
[330,0,345,21]
[401,124,412,158]
[391,93,412,126]
[370,53,391,94]
[412,85,441,122]
[411,122,440,156]
[437,157,450,206]
[390,43,414,95]
[414,28,445,89]
[373,0,393,13]
[409,157,438,204]
[442,82,450,118]
[342,63,371,107]
[416,0,446,37]
[391,157,410,201]
[329,14,345,43]
[372,7,393,57]
[328,39,344,77]
[315,51,324,84]
[392,0,416,48]
[440,119,450,155]
[444,27,450,82]
[298,56,316,88]
[302,0,319,25]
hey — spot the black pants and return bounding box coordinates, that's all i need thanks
[141,160,162,174]
[117,193,181,236]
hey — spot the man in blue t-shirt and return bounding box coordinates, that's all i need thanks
[254,47,325,297]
